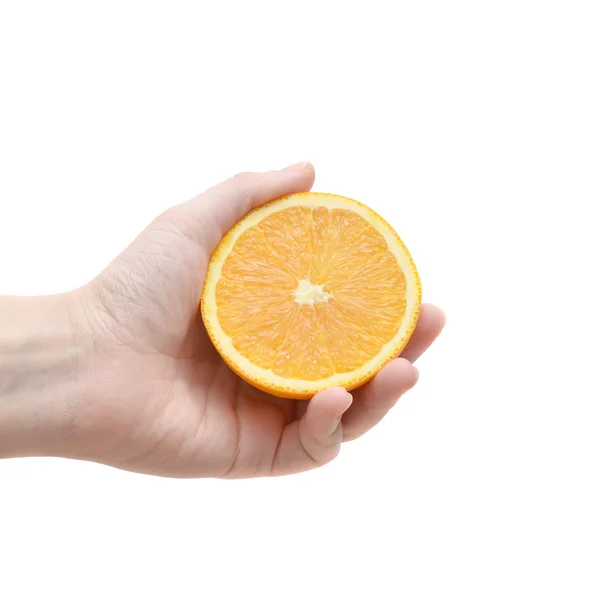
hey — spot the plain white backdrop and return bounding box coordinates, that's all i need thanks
[1,1,599,598]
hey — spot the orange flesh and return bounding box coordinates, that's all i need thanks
[215,206,407,381]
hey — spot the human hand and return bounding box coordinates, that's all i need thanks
[0,163,444,477]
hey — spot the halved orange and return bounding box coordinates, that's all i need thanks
[201,192,421,399]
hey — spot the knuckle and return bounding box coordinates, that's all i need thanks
[231,171,257,186]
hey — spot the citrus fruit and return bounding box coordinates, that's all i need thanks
[201,192,421,399]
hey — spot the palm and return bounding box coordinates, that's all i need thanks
[72,166,445,478]
[77,206,307,478]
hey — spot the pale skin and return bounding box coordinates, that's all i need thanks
[0,162,445,477]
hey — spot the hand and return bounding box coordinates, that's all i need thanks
[2,163,445,477]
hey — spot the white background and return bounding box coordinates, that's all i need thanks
[1,1,599,598]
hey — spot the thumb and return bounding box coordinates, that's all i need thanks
[270,387,354,476]
[172,162,315,253]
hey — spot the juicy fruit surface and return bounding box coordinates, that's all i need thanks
[217,206,407,378]
[202,193,421,398]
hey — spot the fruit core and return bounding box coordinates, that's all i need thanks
[292,279,332,306]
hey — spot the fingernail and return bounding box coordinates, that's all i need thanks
[332,414,344,430]
[338,391,353,417]
[281,161,310,172]
[332,392,353,430]
[342,391,353,411]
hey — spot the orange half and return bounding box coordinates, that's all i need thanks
[201,192,421,399]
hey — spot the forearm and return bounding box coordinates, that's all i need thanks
[0,294,83,458]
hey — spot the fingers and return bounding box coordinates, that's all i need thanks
[339,304,444,441]
[400,303,446,363]
[270,387,353,476]
[339,305,444,441]
[341,358,419,441]
[270,303,445,470]
[175,162,315,252]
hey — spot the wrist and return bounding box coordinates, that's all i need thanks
[0,291,88,458]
